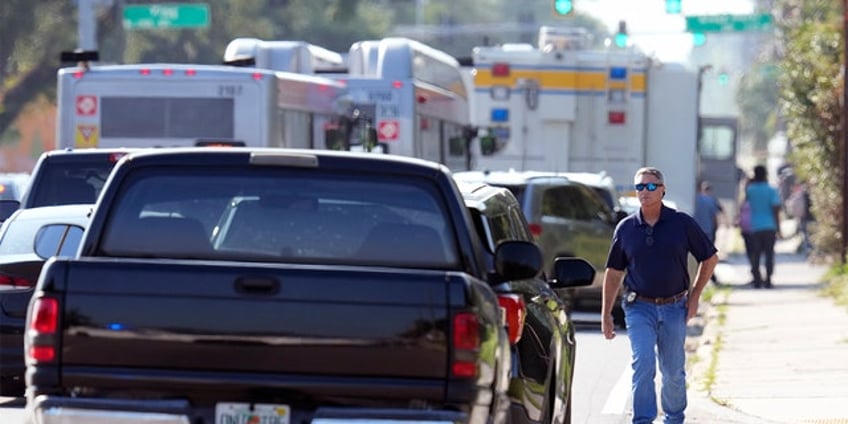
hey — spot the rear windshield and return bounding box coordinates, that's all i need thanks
[27,157,117,208]
[99,167,460,269]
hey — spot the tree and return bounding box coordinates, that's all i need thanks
[777,0,842,258]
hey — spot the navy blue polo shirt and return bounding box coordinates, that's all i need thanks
[605,205,717,297]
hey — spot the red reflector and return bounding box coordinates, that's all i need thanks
[162,69,174,76]
[0,274,34,288]
[498,294,526,344]
[453,313,480,350]
[31,298,59,334]
[29,346,55,362]
[452,361,477,378]
[109,153,128,163]
[392,80,403,89]
[72,71,85,79]
[417,95,427,104]
[492,63,510,77]
[608,111,626,124]
[252,72,263,80]
[184,69,197,76]
[139,69,151,76]
[528,223,543,238]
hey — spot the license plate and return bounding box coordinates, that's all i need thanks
[215,402,291,424]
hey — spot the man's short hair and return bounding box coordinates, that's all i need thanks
[634,167,664,183]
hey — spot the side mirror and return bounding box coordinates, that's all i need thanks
[494,240,542,281]
[550,257,596,289]
[0,200,20,223]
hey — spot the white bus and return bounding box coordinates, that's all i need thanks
[56,52,350,150]
[223,38,475,171]
[223,38,346,74]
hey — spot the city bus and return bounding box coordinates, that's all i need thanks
[56,52,350,150]
[223,38,475,171]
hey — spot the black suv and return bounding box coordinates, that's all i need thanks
[454,171,624,324]
[456,180,595,424]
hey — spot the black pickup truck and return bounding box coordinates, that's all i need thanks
[23,148,587,424]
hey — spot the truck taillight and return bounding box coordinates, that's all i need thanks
[451,312,480,378]
[528,223,543,238]
[28,297,59,363]
[497,294,526,344]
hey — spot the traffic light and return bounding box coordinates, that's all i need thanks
[665,0,681,14]
[552,0,573,17]
[692,32,706,47]
[614,21,628,48]
[718,72,730,86]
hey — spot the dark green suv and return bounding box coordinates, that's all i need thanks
[453,171,624,323]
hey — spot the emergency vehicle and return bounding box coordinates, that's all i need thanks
[467,26,737,214]
[223,37,476,171]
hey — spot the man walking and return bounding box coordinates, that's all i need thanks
[601,167,718,424]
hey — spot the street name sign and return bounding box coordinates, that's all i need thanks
[686,14,772,33]
[123,3,210,30]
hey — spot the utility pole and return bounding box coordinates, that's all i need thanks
[76,0,114,51]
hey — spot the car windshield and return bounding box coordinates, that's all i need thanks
[99,167,460,269]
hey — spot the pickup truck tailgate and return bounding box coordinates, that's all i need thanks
[59,259,456,379]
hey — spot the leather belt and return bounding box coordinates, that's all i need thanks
[635,290,688,305]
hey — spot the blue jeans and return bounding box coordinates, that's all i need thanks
[623,297,688,424]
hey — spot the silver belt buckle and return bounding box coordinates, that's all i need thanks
[626,291,637,304]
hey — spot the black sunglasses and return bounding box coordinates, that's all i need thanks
[635,183,664,192]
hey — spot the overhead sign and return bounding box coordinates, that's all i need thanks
[123,3,210,30]
[686,14,773,33]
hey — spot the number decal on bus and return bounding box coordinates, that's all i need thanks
[218,85,243,97]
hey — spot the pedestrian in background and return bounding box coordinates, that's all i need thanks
[694,180,723,284]
[601,166,718,424]
[746,164,782,288]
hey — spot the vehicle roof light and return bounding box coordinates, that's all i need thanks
[392,80,403,89]
[490,108,510,122]
[184,69,197,76]
[139,68,151,76]
[251,72,263,81]
[492,63,510,77]
[162,68,174,76]
[109,153,128,163]
[72,71,85,79]
[609,67,628,80]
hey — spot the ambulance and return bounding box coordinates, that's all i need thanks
[467,26,737,214]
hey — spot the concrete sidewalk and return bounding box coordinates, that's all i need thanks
[684,229,848,423]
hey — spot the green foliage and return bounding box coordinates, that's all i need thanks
[736,63,779,149]
[777,0,842,259]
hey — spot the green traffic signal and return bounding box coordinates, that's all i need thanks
[614,20,628,48]
[614,33,628,48]
[692,32,706,47]
[718,73,730,85]
[553,0,573,16]
[666,0,681,14]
